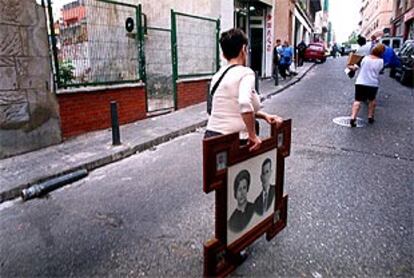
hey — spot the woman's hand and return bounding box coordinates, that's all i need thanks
[241,111,262,151]
[256,111,284,128]
[249,134,262,151]
[265,114,284,128]
[347,64,359,71]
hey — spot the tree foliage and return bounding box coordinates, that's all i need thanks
[59,60,75,85]
[347,31,359,44]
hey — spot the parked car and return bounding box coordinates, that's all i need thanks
[392,40,414,86]
[380,36,404,54]
[340,44,353,56]
[304,42,326,63]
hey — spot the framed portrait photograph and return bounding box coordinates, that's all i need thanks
[227,149,277,246]
[202,120,291,277]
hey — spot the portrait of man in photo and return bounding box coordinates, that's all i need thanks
[254,158,276,215]
[228,169,255,233]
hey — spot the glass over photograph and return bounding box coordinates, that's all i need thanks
[227,149,277,245]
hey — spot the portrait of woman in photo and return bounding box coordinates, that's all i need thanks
[228,169,255,233]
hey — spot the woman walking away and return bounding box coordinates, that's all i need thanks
[348,43,386,127]
[205,28,283,151]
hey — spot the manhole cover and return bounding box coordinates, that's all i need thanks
[333,116,366,128]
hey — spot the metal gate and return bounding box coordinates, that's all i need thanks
[144,26,175,113]
[45,0,144,88]
[172,11,220,81]
[144,10,220,114]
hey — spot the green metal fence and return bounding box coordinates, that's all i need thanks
[171,11,220,80]
[45,0,220,112]
[46,0,144,88]
[144,26,174,112]
[170,10,220,110]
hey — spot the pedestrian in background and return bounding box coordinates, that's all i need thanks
[370,35,378,50]
[297,40,307,66]
[381,45,400,76]
[331,42,338,58]
[279,41,293,79]
[205,28,283,151]
[347,35,370,79]
[348,43,386,127]
[355,35,371,57]
[272,39,282,85]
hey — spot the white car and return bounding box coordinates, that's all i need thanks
[380,36,404,54]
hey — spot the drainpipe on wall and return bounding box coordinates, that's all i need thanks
[247,0,252,67]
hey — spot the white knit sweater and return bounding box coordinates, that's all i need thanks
[206,65,261,139]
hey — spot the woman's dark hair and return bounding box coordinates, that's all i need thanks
[357,35,366,46]
[233,169,250,198]
[220,28,248,60]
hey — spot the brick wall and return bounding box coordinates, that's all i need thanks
[274,0,294,44]
[57,86,146,138]
[176,79,210,109]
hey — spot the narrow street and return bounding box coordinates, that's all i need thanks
[1,57,413,277]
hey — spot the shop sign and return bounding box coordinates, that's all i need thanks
[266,14,273,52]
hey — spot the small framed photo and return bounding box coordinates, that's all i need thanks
[216,151,227,171]
[277,132,284,148]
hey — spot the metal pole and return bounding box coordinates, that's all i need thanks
[46,0,60,89]
[247,1,252,67]
[137,4,146,83]
[216,18,220,71]
[255,70,259,93]
[111,101,121,146]
[171,9,178,110]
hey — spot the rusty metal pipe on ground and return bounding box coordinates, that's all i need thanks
[21,169,88,201]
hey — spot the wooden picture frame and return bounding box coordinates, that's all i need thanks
[203,120,292,277]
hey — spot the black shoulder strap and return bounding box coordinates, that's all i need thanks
[210,64,240,96]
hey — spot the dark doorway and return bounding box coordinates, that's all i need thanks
[235,11,247,34]
[250,28,263,76]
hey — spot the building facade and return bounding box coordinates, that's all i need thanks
[390,0,414,40]
[0,0,61,158]
[56,0,328,88]
[234,0,275,77]
[359,0,394,39]
[314,0,329,45]
[274,0,322,50]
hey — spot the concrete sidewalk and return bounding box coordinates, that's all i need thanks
[0,63,315,203]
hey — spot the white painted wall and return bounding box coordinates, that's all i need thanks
[220,0,234,33]
[265,6,274,77]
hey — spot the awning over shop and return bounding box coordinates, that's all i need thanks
[238,0,273,7]
[310,0,322,13]
[258,0,273,6]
